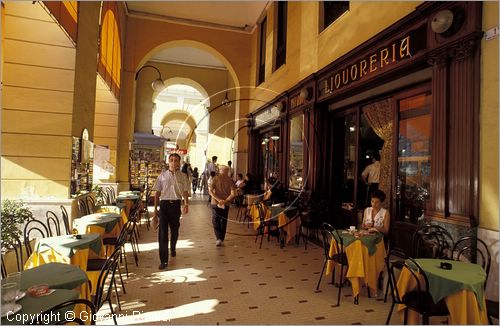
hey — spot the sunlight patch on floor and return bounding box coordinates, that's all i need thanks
[112,299,219,325]
[151,267,207,283]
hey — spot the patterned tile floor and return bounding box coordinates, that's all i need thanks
[96,194,431,325]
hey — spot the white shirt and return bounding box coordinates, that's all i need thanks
[364,207,387,228]
[227,167,234,178]
[207,162,218,175]
[153,170,190,200]
[362,161,380,183]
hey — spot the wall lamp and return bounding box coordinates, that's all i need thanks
[299,87,313,101]
[135,65,166,92]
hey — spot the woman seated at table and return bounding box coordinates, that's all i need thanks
[362,189,390,235]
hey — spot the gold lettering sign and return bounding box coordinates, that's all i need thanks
[320,34,414,97]
[290,94,306,109]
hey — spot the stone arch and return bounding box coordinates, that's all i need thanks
[137,40,240,92]
[154,77,211,107]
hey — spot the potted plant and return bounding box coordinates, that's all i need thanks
[1,199,33,247]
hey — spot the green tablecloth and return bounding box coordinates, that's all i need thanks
[119,191,141,196]
[35,234,102,258]
[84,212,121,219]
[77,215,119,233]
[410,258,486,309]
[338,232,384,255]
[1,289,79,325]
[14,263,87,291]
[116,194,140,202]
[270,206,297,219]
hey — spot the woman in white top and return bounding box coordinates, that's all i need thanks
[362,189,390,235]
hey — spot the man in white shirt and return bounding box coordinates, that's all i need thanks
[153,153,190,270]
[361,153,381,205]
[207,156,219,175]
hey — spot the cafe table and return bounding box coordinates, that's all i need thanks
[274,206,300,245]
[2,263,91,319]
[24,233,103,271]
[1,289,80,325]
[115,194,141,217]
[326,230,386,301]
[77,212,121,238]
[118,190,141,196]
[396,258,488,324]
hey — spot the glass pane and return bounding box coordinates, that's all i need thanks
[260,129,280,185]
[289,115,304,189]
[396,92,432,223]
[332,113,356,212]
[357,112,384,209]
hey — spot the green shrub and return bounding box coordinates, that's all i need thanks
[1,199,33,247]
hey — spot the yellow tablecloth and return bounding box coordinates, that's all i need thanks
[249,204,262,230]
[326,238,386,298]
[396,267,488,324]
[24,236,106,296]
[277,213,300,244]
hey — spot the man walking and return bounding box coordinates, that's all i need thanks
[361,153,381,206]
[208,165,236,247]
[153,153,190,270]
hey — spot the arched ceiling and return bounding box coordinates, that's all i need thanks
[126,2,269,33]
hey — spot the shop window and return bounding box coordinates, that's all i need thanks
[332,112,357,212]
[257,17,267,85]
[274,1,287,70]
[320,1,349,32]
[260,129,280,184]
[396,91,432,224]
[289,115,304,189]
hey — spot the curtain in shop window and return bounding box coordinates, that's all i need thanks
[363,98,393,208]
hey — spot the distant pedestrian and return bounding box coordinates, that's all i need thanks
[207,156,219,175]
[227,161,234,179]
[192,167,199,193]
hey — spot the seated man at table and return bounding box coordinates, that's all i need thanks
[362,189,390,235]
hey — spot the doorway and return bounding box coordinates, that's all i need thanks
[327,107,384,229]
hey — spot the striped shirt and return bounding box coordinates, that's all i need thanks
[153,169,190,200]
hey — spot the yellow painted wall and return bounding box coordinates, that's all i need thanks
[117,16,252,183]
[479,1,499,231]
[1,2,75,199]
[71,1,100,140]
[249,1,420,111]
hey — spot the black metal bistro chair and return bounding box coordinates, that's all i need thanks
[316,222,349,306]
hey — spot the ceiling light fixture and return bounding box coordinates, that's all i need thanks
[222,71,231,107]
[135,65,166,92]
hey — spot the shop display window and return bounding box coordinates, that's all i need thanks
[289,115,304,189]
[396,91,432,223]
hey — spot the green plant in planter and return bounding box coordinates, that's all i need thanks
[1,199,33,247]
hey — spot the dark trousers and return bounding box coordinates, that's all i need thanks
[211,205,229,241]
[159,200,181,263]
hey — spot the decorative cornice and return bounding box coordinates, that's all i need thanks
[427,49,449,67]
[448,39,476,61]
